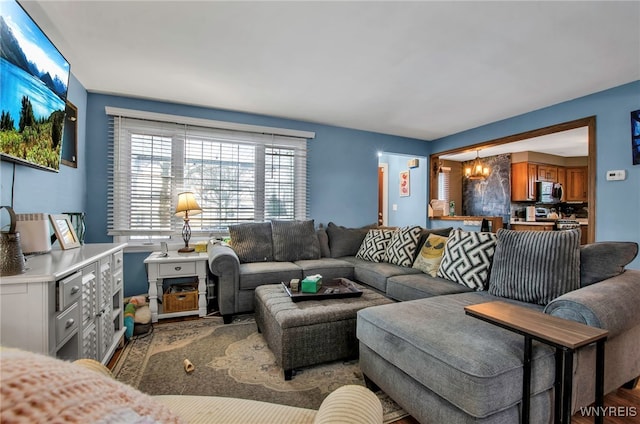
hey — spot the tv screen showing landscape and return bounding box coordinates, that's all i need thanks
[0,0,70,172]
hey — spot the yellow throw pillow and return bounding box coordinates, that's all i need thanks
[412,233,448,277]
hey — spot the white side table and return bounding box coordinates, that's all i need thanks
[144,251,208,323]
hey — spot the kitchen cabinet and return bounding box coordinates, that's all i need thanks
[0,244,126,364]
[511,223,555,232]
[566,167,588,202]
[537,165,558,182]
[580,225,588,245]
[511,162,538,201]
[556,167,566,202]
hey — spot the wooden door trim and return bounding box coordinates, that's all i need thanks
[429,116,596,243]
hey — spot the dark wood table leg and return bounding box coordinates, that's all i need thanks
[522,335,532,424]
[562,350,574,424]
[595,340,605,424]
[554,349,563,424]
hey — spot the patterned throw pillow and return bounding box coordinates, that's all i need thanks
[384,226,423,267]
[412,233,449,277]
[356,229,394,262]
[488,229,581,305]
[437,229,498,290]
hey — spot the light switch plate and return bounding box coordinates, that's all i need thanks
[605,170,626,181]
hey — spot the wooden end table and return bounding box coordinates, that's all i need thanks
[144,251,208,323]
[464,301,608,424]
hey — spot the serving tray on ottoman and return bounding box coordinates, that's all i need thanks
[281,277,363,302]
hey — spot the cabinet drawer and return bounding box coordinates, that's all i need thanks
[113,250,124,273]
[59,272,82,311]
[56,302,79,346]
[113,270,123,292]
[159,262,196,277]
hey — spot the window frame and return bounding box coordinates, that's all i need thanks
[106,107,314,249]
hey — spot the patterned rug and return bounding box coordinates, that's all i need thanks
[113,316,407,423]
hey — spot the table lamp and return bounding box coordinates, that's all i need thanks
[175,191,202,253]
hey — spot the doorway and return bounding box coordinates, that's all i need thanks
[378,153,427,227]
[378,164,388,226]
[429,116,596,242]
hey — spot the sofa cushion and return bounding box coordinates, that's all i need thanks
[238,262,302,290]
[229,222,273,263]
[384,226,422,267]
[272,220,321,262]
[342,256,422,292]
[579,242,638,287]
[356,229,394,262]
[488,229,581,305]
[294,258,355,281]
[386,273,472,301]
[356,293,553,418]
[327,222,374,258]
[412,233,449,276]
[437,229,497,290]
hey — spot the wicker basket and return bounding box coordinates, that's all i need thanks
[163,283,198,313]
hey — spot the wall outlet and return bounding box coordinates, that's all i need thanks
[605,170,626,181]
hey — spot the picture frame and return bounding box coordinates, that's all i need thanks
[631,110,640,165]
[400,170,410,197]
[49,214,80,249]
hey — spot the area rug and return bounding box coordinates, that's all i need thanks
[113,316,407,423]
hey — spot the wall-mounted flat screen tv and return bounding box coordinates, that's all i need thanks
[1,0,70,172]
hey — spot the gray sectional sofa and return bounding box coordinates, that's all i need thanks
[207,220,640,423]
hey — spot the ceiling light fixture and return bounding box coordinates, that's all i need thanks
[465,151,490,180]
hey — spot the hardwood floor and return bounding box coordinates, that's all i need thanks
[390,384,640,423]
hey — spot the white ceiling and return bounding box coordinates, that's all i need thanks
[439,127,589,162]
[19,1,640,141]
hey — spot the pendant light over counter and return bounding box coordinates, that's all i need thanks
[465,150,490,180]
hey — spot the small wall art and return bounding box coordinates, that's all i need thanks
[400,170,410,197]
[631,110,640,165]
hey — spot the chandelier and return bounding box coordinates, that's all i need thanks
[465,151,490,180]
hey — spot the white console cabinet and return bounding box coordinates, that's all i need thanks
[0,243,126,364]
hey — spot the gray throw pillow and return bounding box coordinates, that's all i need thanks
[272,220,321,262]
[326,222,374,258]
[488,229,581,305]
[228,222,273,263]
[316,225,331,258]
[580,242,638,286]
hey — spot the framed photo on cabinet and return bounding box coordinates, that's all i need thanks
[49,214,80,249]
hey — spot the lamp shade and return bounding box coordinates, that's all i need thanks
[175,192,202,217]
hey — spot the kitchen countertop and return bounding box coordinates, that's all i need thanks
[510,219,588,226]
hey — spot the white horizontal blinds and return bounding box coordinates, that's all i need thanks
[438,169,450,205]
[182,126,257,231]
[107,110,309,239]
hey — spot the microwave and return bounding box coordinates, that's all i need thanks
[536,181,563,204]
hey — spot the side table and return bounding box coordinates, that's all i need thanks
[144,251,208,323]
[464,301,608,424]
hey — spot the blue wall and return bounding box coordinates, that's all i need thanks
[84,93,430,295]
[1,73,87,229]
[429,81,640,270]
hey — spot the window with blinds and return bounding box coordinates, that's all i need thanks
[438,169,450,205]
[107,110,310,242]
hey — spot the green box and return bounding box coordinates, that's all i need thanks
[301,275,322,293]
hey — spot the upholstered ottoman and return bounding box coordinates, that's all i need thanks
[254,283,393,380]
